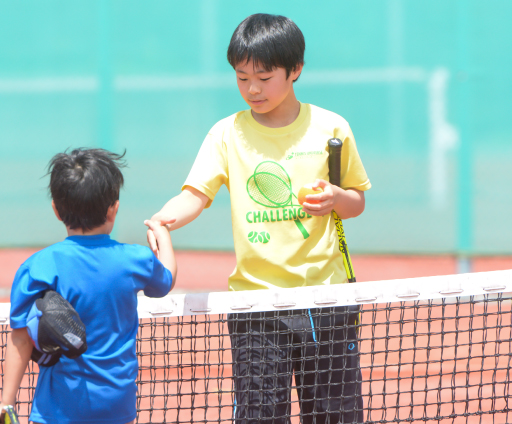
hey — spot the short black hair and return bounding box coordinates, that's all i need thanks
[47,148,126,231]
[227,14,305,80]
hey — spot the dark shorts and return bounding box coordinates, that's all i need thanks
[227,306,363,424]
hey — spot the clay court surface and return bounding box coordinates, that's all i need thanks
[10,298,509,423]
[2,250,512,423]
[2,248,512,299]
[133,297,512,424]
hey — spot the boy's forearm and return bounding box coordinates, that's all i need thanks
[156,232,177,278]
[333,188,365,219]
[152,187,209,231]
[144,219,178,279]
[1,328,32,406]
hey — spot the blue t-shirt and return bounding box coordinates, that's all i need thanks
[10,235,173,424]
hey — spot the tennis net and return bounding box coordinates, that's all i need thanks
[1,269,511,423]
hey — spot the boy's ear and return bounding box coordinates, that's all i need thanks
[291,63,304,82]
[106,200,120,222]
[52,201,63,222]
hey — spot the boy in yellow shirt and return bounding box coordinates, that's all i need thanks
[148,13,371,424]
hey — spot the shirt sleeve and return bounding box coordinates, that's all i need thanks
[10,264,54,329]
[182,124,229,208]
[334,124,371,191]
[141,249,174,298]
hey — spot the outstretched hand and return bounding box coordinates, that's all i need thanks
[145,218,176,257]
[144,218,177,277]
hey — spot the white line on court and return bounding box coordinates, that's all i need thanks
[0,66,456,209]
[0,77,97,93]
[0,67,427,93]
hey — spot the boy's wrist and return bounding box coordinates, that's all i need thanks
[332,184,343,207]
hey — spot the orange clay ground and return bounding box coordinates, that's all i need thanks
[2,249,512,423]
[2,248,512,300]
[132,298,512,424]
[10,300,511,424]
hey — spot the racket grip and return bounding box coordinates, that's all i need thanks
[2,406,20,424]
[327,138,343,187]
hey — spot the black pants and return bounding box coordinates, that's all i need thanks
[227,306,363,424]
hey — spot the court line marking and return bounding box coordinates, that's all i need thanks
[0,66,457,208]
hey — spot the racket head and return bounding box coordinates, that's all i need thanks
[328,137,343,187]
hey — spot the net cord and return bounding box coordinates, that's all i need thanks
[135,270,512,318]
[0,270,510,322]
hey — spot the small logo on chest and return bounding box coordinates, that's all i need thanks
[286,151,324,160]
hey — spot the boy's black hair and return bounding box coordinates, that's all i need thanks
[47,148,126,231]
[227,13,305,81]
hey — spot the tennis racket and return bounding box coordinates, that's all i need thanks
[328,138,356,283]
[1,406,20,424]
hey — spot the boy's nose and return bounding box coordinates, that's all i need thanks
[248,84,260,95]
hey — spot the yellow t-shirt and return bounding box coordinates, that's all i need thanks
[184,103,371,291]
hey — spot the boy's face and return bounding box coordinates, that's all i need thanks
[235,60,302,117]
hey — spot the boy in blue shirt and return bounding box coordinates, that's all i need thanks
[0,148,176,424]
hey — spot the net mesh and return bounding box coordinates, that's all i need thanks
[1,271,511,423]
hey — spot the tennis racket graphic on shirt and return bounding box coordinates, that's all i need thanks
[328,138,356,282]
[1,406,20,424]
[247,161,310,239]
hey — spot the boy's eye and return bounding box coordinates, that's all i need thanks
[260,77,271,81]
[238,77,248,81]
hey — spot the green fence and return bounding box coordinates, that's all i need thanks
[1,0,511,254]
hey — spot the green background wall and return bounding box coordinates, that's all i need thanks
[1,0,511,254]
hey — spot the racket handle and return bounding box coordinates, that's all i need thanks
[2,406,20,424]
[328,138,343,188]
